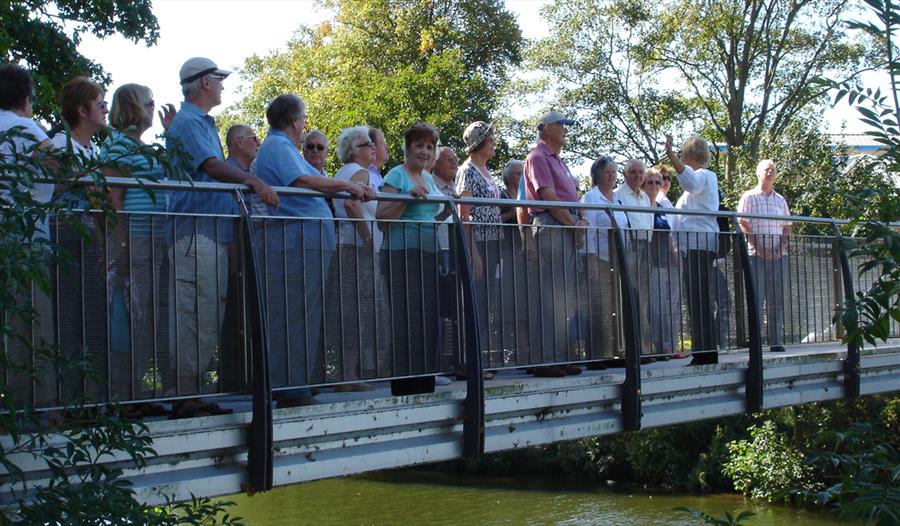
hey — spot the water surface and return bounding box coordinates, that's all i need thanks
[229,470,848,525]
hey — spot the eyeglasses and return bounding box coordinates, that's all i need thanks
[241,135,260,145]
[144,100,155,110]
[643,180,662,186]
[208,74,227,82]
[354,141,374,149]
[662,176,671,182]
[305,143,326,151]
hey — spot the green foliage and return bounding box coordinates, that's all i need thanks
[227,0,523,174]
[525,0,697,163]
[0,126,238,524]
[0,0,159,123]
[675,507,755,526]
[723,421,817,502]
[524,0,867,179]
[818,0,900,349]
[785,424,900,525]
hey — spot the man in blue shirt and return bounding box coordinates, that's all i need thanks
[166,57,279,397]
[255,93,373,406]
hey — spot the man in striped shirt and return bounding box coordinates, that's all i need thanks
[737,159,791,352]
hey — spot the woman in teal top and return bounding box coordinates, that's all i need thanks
[376,122,450,395]
[102,83,173,400]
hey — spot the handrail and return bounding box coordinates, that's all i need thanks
[24,175,900,227]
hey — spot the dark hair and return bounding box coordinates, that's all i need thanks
[0,64,34,111]
[403,122,439,151]
[58,76,103,128]
[266,94,305,130]
[590,156,616,187]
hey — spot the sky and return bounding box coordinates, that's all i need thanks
[76,0,866,145]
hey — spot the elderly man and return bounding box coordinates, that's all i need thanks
[738,159,791,352]
[224,124,258,171]
[302,129,329,176]
[524,111,586,377]
[431,146,460,381]
[166,57,278,397]
[614,159,654,356]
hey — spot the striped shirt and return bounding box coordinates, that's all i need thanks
[737,186,790,256]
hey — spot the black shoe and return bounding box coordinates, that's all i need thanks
[769,345,786,352]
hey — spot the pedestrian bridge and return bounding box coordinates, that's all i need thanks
[1,180,898,506]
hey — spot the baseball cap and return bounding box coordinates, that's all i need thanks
[179,57,232,85]
[537,111,575,130]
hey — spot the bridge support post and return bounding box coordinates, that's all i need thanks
[448,200,485,458]
[733,221,763,412]
[609,214,641,431]
[236,191,273,492]
[831,223,860,400]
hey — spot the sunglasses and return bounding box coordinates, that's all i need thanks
[662,176,671,181]
[354,141,374,148]
[305,143,326,151]
[144,100,155,110]
[643,180,662,186]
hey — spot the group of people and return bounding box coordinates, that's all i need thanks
[1,56,794,410]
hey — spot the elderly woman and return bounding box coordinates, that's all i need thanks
[456,121,504,367]
[642,166,684,358]
[102,83,172,399]
[580,157,628,362]
[498,159,530,365]
[376,122,450,395]
[325,125,387,391]
[255,94,373,407]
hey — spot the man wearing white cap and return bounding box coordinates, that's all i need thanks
[523,111,586,377]
[166,57,279,396]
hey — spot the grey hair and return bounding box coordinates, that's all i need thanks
[181,77,203,98]
[336,125,370,163]
[304,128,328,146]
[501,159,524,185]
[590,156,617,187]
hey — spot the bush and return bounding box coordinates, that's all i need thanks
[723,420,817,501]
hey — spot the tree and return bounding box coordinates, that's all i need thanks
[824,0,900,348]
[0,0,159,122]
[643,0,868,182]
[226,0,523,173]
[527,0,698,164]
[524,0,868,179]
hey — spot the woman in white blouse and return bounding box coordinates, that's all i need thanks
[580,156,628,362]
[327,126,385,391]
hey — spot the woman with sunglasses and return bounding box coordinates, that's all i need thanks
[325,125,386,392]
[643,166,685,358]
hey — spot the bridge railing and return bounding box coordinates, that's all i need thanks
[2,178,897,412]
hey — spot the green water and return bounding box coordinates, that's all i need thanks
[229,470,849,525]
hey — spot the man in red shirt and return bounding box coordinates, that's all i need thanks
[524,111,586,376]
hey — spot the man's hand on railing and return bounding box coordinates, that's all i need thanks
[575,218,588,249]
[249,178,280,208]
[344,181,375,201]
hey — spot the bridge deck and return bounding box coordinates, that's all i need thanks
[5,341,894,506]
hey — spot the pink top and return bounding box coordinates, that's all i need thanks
[737,185,791,256]
[524,141,579,214]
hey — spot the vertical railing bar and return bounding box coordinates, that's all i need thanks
[831,222,859,399]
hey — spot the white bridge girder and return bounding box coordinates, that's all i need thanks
[1,343,898,506]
